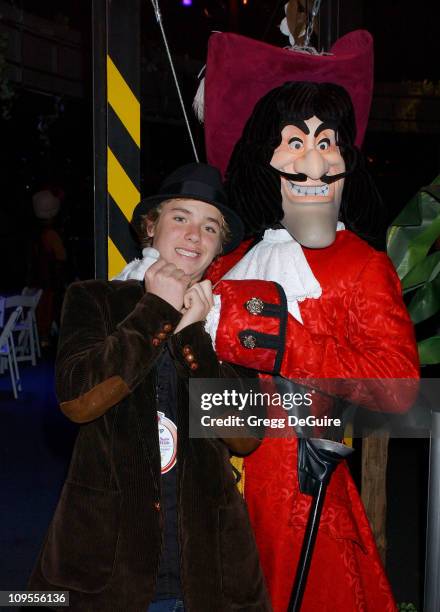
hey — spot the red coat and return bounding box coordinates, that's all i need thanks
[206,230,419,612]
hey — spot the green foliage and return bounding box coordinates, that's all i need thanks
[387,176,440,365]
[397,603,418,611]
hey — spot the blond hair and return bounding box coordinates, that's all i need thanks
[138,198,231,253]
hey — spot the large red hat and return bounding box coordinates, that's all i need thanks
[204,30,373,176]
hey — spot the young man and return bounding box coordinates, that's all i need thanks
[28,163,270,612]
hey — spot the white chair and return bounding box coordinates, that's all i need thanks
[5,290,42,366]
[0,306,23,399]
[21,287,43,357]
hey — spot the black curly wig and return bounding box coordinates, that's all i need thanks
[225,81,383,244]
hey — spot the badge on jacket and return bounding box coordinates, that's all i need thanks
[157,411,177,474]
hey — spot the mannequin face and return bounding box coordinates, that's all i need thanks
[270,116,345,248]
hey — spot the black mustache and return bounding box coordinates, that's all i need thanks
[272,143,359,185]
[275,168,351,184]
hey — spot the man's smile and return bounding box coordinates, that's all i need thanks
[287,181,329,197]
[281,176,335,203]
[175,247,200,258]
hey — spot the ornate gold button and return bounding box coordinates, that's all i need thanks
[241,334,257,349]
[245,297,264,315]
[163,323,173,333]
[182,345,192,355]
[190,362,199,371]
[152,337,161,347]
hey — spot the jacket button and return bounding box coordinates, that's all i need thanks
[163,323,173,333]
[185,353,195,363]
[182,345,192,355]
[190,362,199,371]
[157,331,167,340]
[241,334,257,349]
[152,337,161,347]
[245,297,264,315]
[154,501,161,511]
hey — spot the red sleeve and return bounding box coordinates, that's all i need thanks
[214,279,288,374]
[282,252,419,379]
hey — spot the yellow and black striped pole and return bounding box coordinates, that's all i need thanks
[93,0,141,279]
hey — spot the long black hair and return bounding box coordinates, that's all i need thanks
[225,81,384,244]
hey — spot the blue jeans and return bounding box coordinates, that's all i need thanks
[148,599,185,612]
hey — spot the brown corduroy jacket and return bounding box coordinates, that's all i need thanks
[28,279,271,612]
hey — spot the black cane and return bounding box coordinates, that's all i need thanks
[288,438,354,612]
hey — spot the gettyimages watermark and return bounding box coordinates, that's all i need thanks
[188,377,438,439]
[198,387,342,430]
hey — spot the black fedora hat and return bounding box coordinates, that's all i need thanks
[132,163,244,253]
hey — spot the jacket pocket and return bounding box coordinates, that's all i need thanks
[218,499,270,609]
[41,481,122,593]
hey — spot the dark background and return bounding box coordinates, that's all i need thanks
[0,1,438,609]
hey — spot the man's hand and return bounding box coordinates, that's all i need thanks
[174,280,214,333]
[144,259,192,311]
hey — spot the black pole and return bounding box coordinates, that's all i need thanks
[288,481,327,611]
[92,0,141,280]
[92,0,108,280]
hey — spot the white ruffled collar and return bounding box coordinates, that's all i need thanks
[221,224,344,322]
